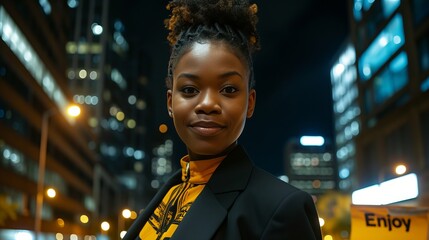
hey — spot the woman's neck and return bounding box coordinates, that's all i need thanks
[188,142,237,161]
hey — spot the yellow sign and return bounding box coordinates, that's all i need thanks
[351,205,429,240]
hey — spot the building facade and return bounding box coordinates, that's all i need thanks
[0,1,122,239]
[348,0,429,206]
[284,136,337,196]
[331,42,360,193]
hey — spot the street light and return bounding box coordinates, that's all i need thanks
[101,221,110,231]
[395,164,407,175]
[122,209,131,219]
[46,188,56,198]
[34,105,81,240]
[119,209,131,238]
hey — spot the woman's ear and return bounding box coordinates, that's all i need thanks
[247,89,256,118]
[167,90,173,118]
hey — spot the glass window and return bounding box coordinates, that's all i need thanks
[411,0,429,26]
[354,0,380,21]
[364,87,374,113]
[373,52,408,105]
[1,142,27,175]
[355,0,400,50]
[417,34,429,72]
[421,76,429,92]
[0,6,69,115]
[354,0,363,21]
[0,187,26,215]
[0,98,28,136]
[382,0,400,18]
[421,110,429,169]
[361,142,379,186]
[384,122,416,179]
[358,14,405,81]
[363,0,375,11]
[355,0,397,21]
[356,2,384,49]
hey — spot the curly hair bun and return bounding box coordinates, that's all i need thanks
[165,0,259,50]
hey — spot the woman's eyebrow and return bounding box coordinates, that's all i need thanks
[176,72,199,80]
[219,71,243,79]
[176,71,243,80]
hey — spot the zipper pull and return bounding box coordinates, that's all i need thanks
[185,161,190,182]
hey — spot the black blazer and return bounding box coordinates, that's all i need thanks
[124,145,322,240]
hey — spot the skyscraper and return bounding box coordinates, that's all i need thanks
[348,0,429,206]
[0,0,169,238]
[330,42,360,192]
[284,136,337,196]
[0,1,121,239]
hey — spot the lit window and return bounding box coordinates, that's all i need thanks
[67,0,79,8]
[128,95,137,105]
[358,14,405,81]
[339,168,350,179]
[89,71,97,80]
[363,0,375,11]
[39,0,52,15]
[91,23,103,35]
[353,0,363,21]
[382,0,400,18]
[0,7,70,115]
[373,52,408,105]
[79,69,87,79]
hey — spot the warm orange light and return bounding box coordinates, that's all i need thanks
[126,119,136,129]
[46,188,56,198]
[312,180,321,189]
[101,221,110,231]
[55,233,64,240]
[324,235,333,240]
[116,111,125,121]
[57,218,65,227]
[80,214,89,224]
[159,124,168,133]
[122,209,131,219]
[67,105,81,117]
[130,211,138,220]
[395,164,407,175]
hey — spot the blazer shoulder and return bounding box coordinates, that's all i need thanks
[250,166,305,196]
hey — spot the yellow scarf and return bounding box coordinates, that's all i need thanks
[139,155,224,239]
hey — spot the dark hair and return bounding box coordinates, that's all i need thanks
[165,0,260,89]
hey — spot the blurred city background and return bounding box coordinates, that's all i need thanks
[0,0,428,239]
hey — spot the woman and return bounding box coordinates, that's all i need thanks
[124,0,322,239]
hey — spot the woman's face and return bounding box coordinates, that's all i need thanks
[167,41,256,160]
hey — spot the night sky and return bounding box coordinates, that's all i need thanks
[116,0,349,176]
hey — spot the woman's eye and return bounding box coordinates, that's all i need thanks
[221,86,238,94]
[181,86,198,95]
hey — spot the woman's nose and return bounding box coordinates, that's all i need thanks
[195,90,221,114]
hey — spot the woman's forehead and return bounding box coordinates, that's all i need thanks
[190,42,211,55]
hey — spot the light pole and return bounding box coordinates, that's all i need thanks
[34,105,80,239]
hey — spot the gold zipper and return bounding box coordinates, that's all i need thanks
[185,161,190,182]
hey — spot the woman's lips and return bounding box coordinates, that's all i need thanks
[190,121,224,136]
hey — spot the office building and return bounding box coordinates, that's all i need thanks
[349,0,429,206]
[330,42,360,192]
[284,136,337,196]
[0,1,122,239]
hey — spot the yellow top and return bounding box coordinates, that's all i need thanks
[139,155,225,239]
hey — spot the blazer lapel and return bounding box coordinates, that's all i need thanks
[171,187,227,240]
[123,170,182,240]
[171,145,254,240]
